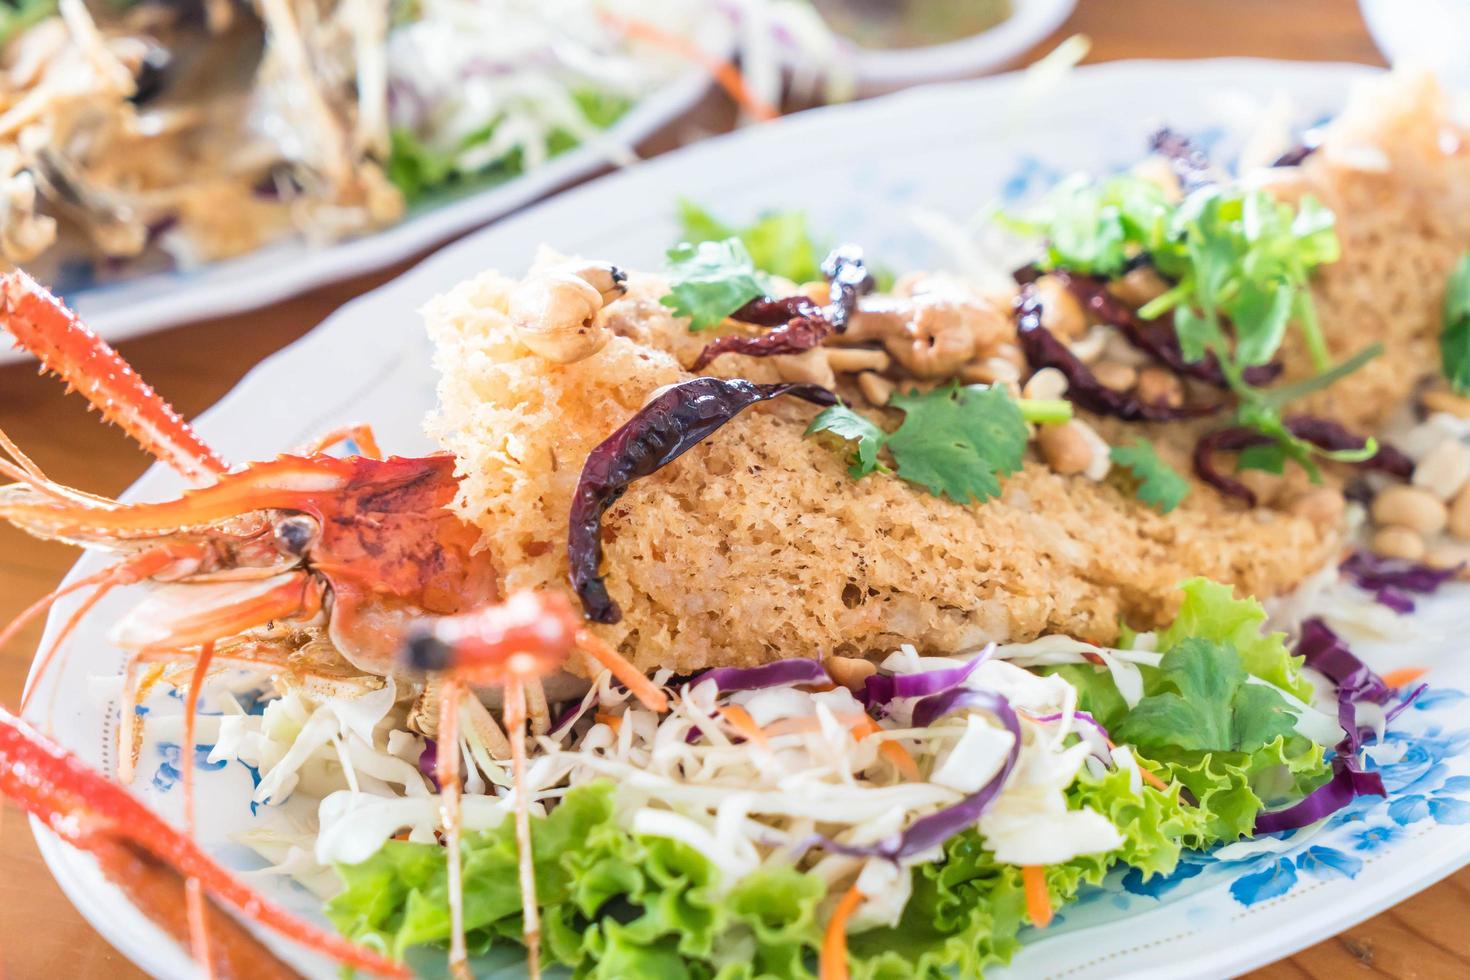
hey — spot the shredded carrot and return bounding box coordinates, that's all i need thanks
[819,885,865,980]
[575,628,668,713]
[851,716,922,782]
[717,704,770,748]
[762,712,866,738]
[596,9,780,122]
[1382,667,1428,688]
[594,712,622,735]
[1137,766,1170,793]
[1021,865,1053,928]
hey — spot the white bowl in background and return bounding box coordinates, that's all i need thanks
[846,0,1077,94]
[1360,0,1470,85]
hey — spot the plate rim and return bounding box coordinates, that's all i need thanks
[33,56,1454,980]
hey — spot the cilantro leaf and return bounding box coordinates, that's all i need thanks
[1109,439,1189,513]
[806,403,886,478]
[885,383,1028,504]
[1116,637,1298,753]
[677,199,823,285]
[1442,253,1470,395]
[658,239,771,330]
[805,383,1029,504]
[674,199,896,292]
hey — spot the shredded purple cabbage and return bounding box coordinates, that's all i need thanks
[1296,617,1392,705]
[418,740,440,789]
[1254,619,1397,832]
[691,658,831,694]
[1341,550,1461,614]
[862,646,993,707]
[549,692,599,737]
[821,689,1020,861]
[1029,710,1112,742]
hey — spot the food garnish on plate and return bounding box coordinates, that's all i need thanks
[2,69,1470,978]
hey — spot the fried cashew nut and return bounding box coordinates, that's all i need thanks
[508,261,628,364]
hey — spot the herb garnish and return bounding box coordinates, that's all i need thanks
[1006,172,1379,480]
[658,239,772,330]
[807,383,1065,504]
[1115,637,1298,754]
[1109,439,1190,513]
[677,200,825,285]
[1442,253,1470,395]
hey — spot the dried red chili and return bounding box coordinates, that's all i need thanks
[1149,127,1215,190]
[1014,286,1216,422]
[1194,417,1413,507]
[1193,427,1274,506]
[1283,415,1414,479]
[690,245,872,370]
[569,377,836,623]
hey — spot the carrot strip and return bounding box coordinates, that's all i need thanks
[762,712,867,738]
[717,705,769,748]
[1137,766,1170,793]
[819,885,865,980]
[575,628,668,713]
[1022,865,1052,928]
[597,10,780,122]
[594,712,622,736]
[1382,667,1428,688]
[851,716,922,782]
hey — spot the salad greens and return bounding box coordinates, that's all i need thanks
[677,200,827,286]
[388,89,631,202]
[806,383,1062,504]
[673,201,897,294]
[330,577,1332,978]
[1109,439,1190,513]
[1050,579,1330,844]
[1442,253,1470,395]
[659,239,774,330]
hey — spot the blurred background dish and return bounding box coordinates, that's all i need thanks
[823,0,1076,94]
[1359,0,1470,86]
[0,0,740,359]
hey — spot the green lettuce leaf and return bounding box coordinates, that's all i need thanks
[328,782,825,978]
[1158,578,1313,700]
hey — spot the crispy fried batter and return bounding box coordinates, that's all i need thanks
[427,74,1463,673]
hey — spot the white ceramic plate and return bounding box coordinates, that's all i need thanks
[0,21,726,366]
[24,59,1470,980]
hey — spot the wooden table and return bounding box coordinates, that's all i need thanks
[2,0,1465,976]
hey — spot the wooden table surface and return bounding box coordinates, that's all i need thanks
[2,0,1465,977]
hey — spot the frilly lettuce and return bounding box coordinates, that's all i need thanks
[1051,577,1332,848]
[328,781,824,977]
[330,766,1199,978]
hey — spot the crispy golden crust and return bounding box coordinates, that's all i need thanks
[427,73,1465,674]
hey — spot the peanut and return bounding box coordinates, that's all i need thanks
[1092,361,1138,392]
[1286,487,1346,529]
[1372,525,1427,561]
[1412,439,1470,501]
[1372,485,1448,536]
[825,655,877,693]
[1038,422,1094,476]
